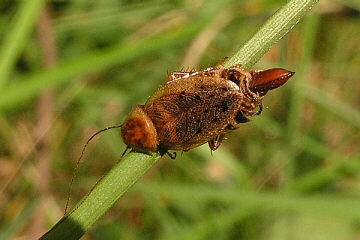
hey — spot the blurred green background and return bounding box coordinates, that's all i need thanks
[0,0,360,239]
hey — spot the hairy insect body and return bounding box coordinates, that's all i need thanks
[121,64,293,156]
[146,76,242,151]
[65,63,293,215]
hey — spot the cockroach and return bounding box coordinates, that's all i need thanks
[64,60,294,214]
[121,62,294,158]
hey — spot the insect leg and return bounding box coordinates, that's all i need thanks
[166,151,177,159]
[167,71,190,81]
[255,101,263,115]
[208,134,225,151]
[226,124,239,130]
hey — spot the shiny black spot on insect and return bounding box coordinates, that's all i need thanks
[221,102,228,112]
[179,91,186,100]
[196,128,202,134]
[200,85,205,89]
[195,95,201,100]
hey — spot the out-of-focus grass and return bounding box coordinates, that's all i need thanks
[0,0,359,239]
[0,0,45,86]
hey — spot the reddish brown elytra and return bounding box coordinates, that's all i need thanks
[121,62,294,158]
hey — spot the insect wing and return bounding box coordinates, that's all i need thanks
[144,77,241,150]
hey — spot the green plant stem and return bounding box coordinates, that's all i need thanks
[40,152,159,240]
[40,0,318,239]
[223,0,318,69]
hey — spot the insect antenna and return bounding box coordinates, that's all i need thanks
[117,146,130,163]
[64,124,123,215]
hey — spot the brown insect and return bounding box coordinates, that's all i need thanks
[65,60,294,214]
[121,61,294,158]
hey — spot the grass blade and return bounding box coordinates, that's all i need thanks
[0,0,45,86]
